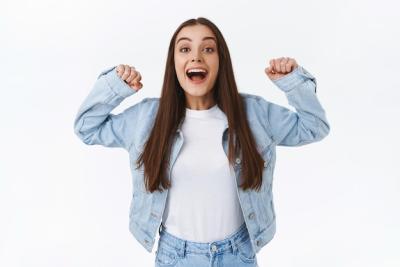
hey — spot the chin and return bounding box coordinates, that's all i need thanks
[183,87,210,97]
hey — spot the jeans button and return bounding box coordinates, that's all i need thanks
[211,244,217,252]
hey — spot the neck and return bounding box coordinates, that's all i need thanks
[184,93,216,110]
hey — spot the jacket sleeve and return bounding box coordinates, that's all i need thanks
[73,66,142,151]
[260,65,330,146]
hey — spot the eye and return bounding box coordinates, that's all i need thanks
[179,47,190,53]
[204,47,215,53]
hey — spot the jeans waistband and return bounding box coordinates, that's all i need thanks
[157,222,250,256]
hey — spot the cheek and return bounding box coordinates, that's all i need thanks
[211,62,219,78]
[210,57,219,73]
[174,58,185,77]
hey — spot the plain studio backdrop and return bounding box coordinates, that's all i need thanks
[1,0,399,266]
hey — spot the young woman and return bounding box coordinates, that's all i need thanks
[74,17,330,267]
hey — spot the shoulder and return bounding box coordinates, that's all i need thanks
[238,92,269,125]
[239,92,272,111]
[139,97,160,107]
[136,93,272,114]
[239,92,275,148]
[124,97,160,151]
[132,97,160,114]
[140,96,160,105]
[122,97,159,125]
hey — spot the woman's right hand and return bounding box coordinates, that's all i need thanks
[116,64,143,91]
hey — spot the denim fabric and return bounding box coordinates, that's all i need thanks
[155,222,258,267]
[73,65,330,254]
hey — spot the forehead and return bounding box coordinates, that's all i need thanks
[176,24,216,43]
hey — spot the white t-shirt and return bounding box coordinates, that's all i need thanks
[161,103,245,242]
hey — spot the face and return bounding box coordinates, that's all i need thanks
[174,24,219,108]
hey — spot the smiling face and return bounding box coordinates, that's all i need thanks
[174,24,219,109]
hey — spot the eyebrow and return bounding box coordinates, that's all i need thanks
[176,36,217,44]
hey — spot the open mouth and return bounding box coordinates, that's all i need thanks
[186,68,208,83]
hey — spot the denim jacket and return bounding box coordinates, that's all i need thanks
[73,65,330,254]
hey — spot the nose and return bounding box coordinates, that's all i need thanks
[191,51,202,62]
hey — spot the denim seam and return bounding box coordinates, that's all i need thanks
[251,96,275,143]
[129,97,158,153]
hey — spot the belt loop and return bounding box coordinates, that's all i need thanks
[230,237,238,254]
[177,240,186,258]
[182,240,187,258]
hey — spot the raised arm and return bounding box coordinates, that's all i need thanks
[73,65,144,151]
[262,57,330,146]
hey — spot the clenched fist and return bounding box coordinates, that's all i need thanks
[116,64,143,91]
[265,57,298,81]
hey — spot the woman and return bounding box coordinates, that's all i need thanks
[74,17,330,267]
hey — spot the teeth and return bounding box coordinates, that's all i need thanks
[187,68,207,73]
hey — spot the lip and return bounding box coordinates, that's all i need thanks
[188,76,207,84]
[186,72,208,85]
[185,66,208,73]
[185,67,209,85]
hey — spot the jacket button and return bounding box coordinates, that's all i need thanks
[264,161,268,167]
[235,158,241,164]
[248,212,255,220]
[256,239,262,246]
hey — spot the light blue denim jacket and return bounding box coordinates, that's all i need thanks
[73,65,330,254]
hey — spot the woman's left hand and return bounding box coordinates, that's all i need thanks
[265,57,298,81]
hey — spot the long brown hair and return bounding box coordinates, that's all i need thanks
[136,17,265,193]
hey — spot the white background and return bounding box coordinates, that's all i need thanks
[1,0,399,266]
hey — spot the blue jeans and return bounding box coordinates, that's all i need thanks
[155,222,259,266]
